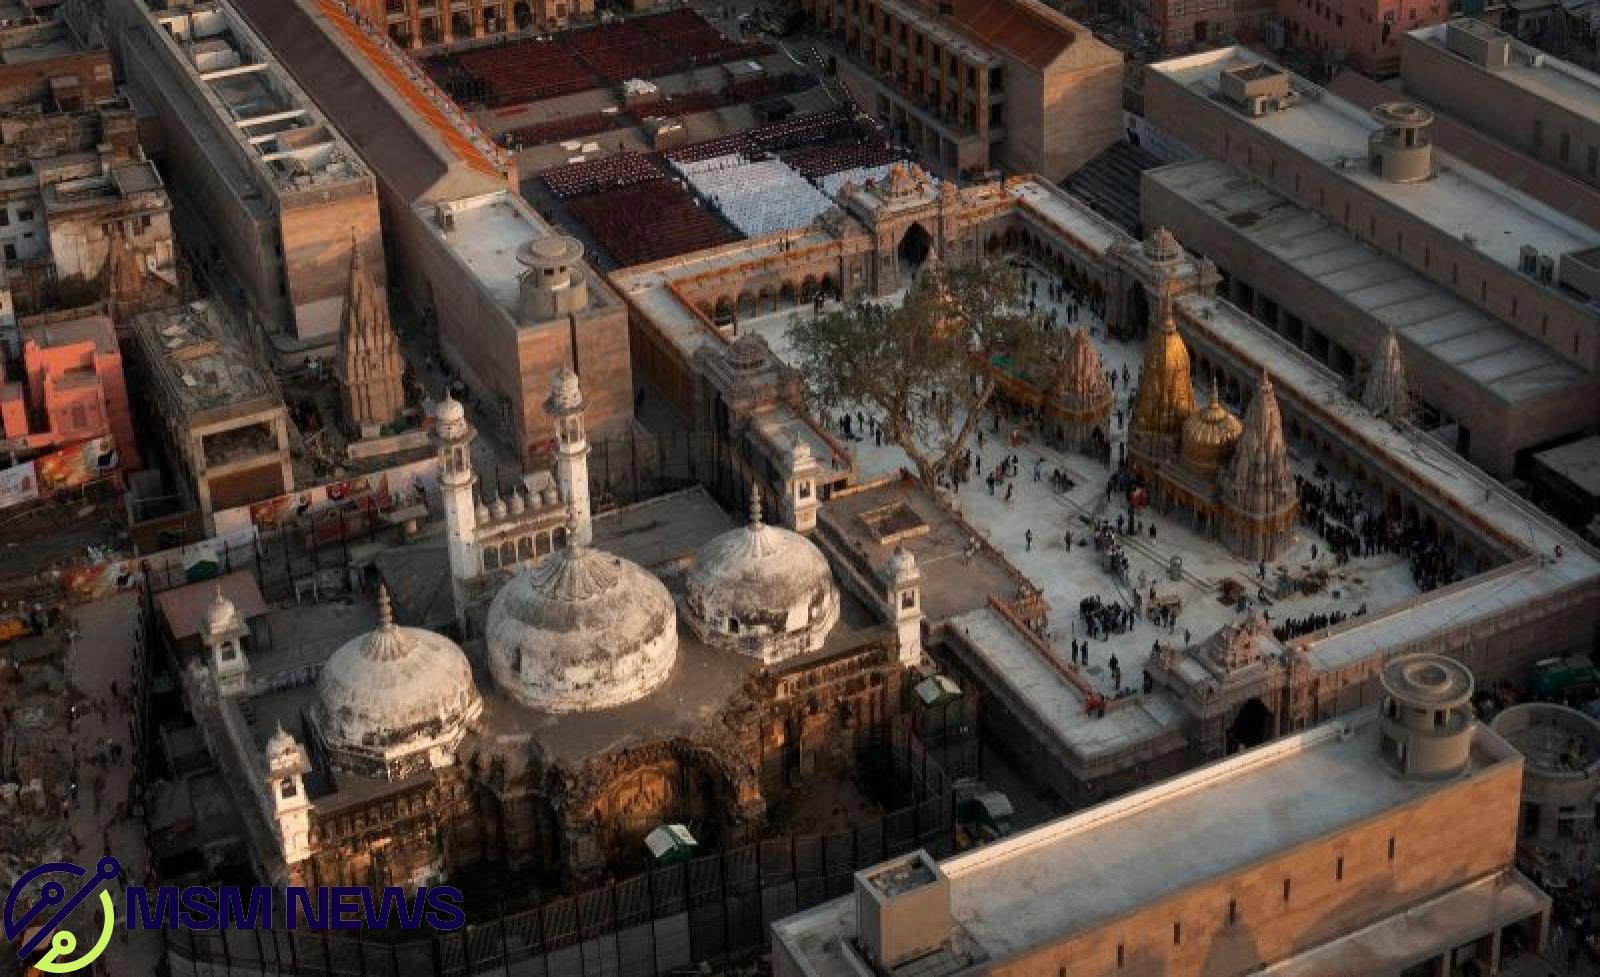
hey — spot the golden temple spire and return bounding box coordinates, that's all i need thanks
[1130,299,1195,444]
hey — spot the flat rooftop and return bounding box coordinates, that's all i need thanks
[146,0,369,191]
[1534,435,1600,497]
[132,300,279,419]
[417,190,611,321]
[1148,157,1590,404]
[775,712,1519,968]
[1409,22,1600,123]
[1150,48,1598,276]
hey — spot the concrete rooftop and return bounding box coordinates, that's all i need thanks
[774,711,1519,968]
[1147,157,1591,404]
[1150,48,1599,275]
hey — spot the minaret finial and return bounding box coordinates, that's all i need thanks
[377,584,394,628]
[1208,374,1220,406]
[749,483,764,527]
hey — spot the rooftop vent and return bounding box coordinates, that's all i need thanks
[1220,62,1292,116]
[1368,102,1434,184]
[1445,18,1511,67]
[855,851,951,971]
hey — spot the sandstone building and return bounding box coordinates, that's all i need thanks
[774,656,1551,977]
[344,0,592,47]
[798,0,1123,179]
[209,0,637,456]
[1399,21,1600,193]
[1141,50,1600,477]
[106,0,384,363]
[132,300,291,528]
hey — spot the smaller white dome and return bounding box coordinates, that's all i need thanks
[548,366,585,414]
[436,392,467,438]
[509,490,526,515]
[490,495,508,520]
[684,487,839,664]
[204,586,239,635]
[265,722,300,764]
[885,545,918,586]
[475,496,490,523]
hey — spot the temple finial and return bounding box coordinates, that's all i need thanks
[749,484,765,527]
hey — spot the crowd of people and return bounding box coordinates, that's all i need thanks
[1296,474,1459,591]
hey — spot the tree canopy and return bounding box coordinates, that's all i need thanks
[785,256,1049,486]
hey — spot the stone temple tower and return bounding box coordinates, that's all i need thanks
[546,366,592,546]
[434,392,477,628]
[336,243,406,436]
[1363,328,1413,426]
[1220,372,1298,562]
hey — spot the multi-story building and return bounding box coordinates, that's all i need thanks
[107,0,384,364]
[132,300,291,528]
[0,8,115,112]
[0,313,139,469]
[226,0,635,458]
[773,657,1551,977]
[1399,20,1600,190]
[1275,0,1453,76]
[343,0,592,48]
[800,0,1124,179]
[1140,48,1600,477]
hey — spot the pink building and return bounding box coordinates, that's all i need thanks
[1278,0,1450,75]
[1,314,139,470]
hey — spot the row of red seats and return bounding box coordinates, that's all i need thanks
[568,21,681,82]
[505,113,621,148]
[666,109,856,163]
[784,142,906,178]
[540,152,667,199]
[438,42,599,105]
[566,179,741,265]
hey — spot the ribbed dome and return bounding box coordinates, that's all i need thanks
[1131,304,1195,441]
[486,536,677,713]
[1180,377,1243,477]
[314,589,480,774]
[1051,328,1113,418]
[548,366,584,414]
[436,392,466,430]
[684,488,839,664]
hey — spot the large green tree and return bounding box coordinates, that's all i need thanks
[786,256,1047,486]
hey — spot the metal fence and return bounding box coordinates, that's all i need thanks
[163,721,970,977]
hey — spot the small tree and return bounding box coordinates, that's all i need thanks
[786,256,1045,486]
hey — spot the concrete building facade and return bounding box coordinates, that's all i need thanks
[1401,20,1600,191]
[132,301,291,528]
[774,666,1549,977]
[799,0,1123,179]
[1141,50,1600,476]
[343,0,594,48]
[107,0,384,363]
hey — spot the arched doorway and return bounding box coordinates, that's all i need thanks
[1228,698,1274,752]
[898,222,933,270]
[1124,283,1150,336]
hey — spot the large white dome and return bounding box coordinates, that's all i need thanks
[313,589,481,780]
[684,488,839,663]
[486,538,677,713]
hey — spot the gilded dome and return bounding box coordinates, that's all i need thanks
[314,588,481,776]
[1180,377,1243,477]
[486,532,677,714]
[1050,328,1113,418]
[684,488,839,664]
[1130,303,1195,441]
